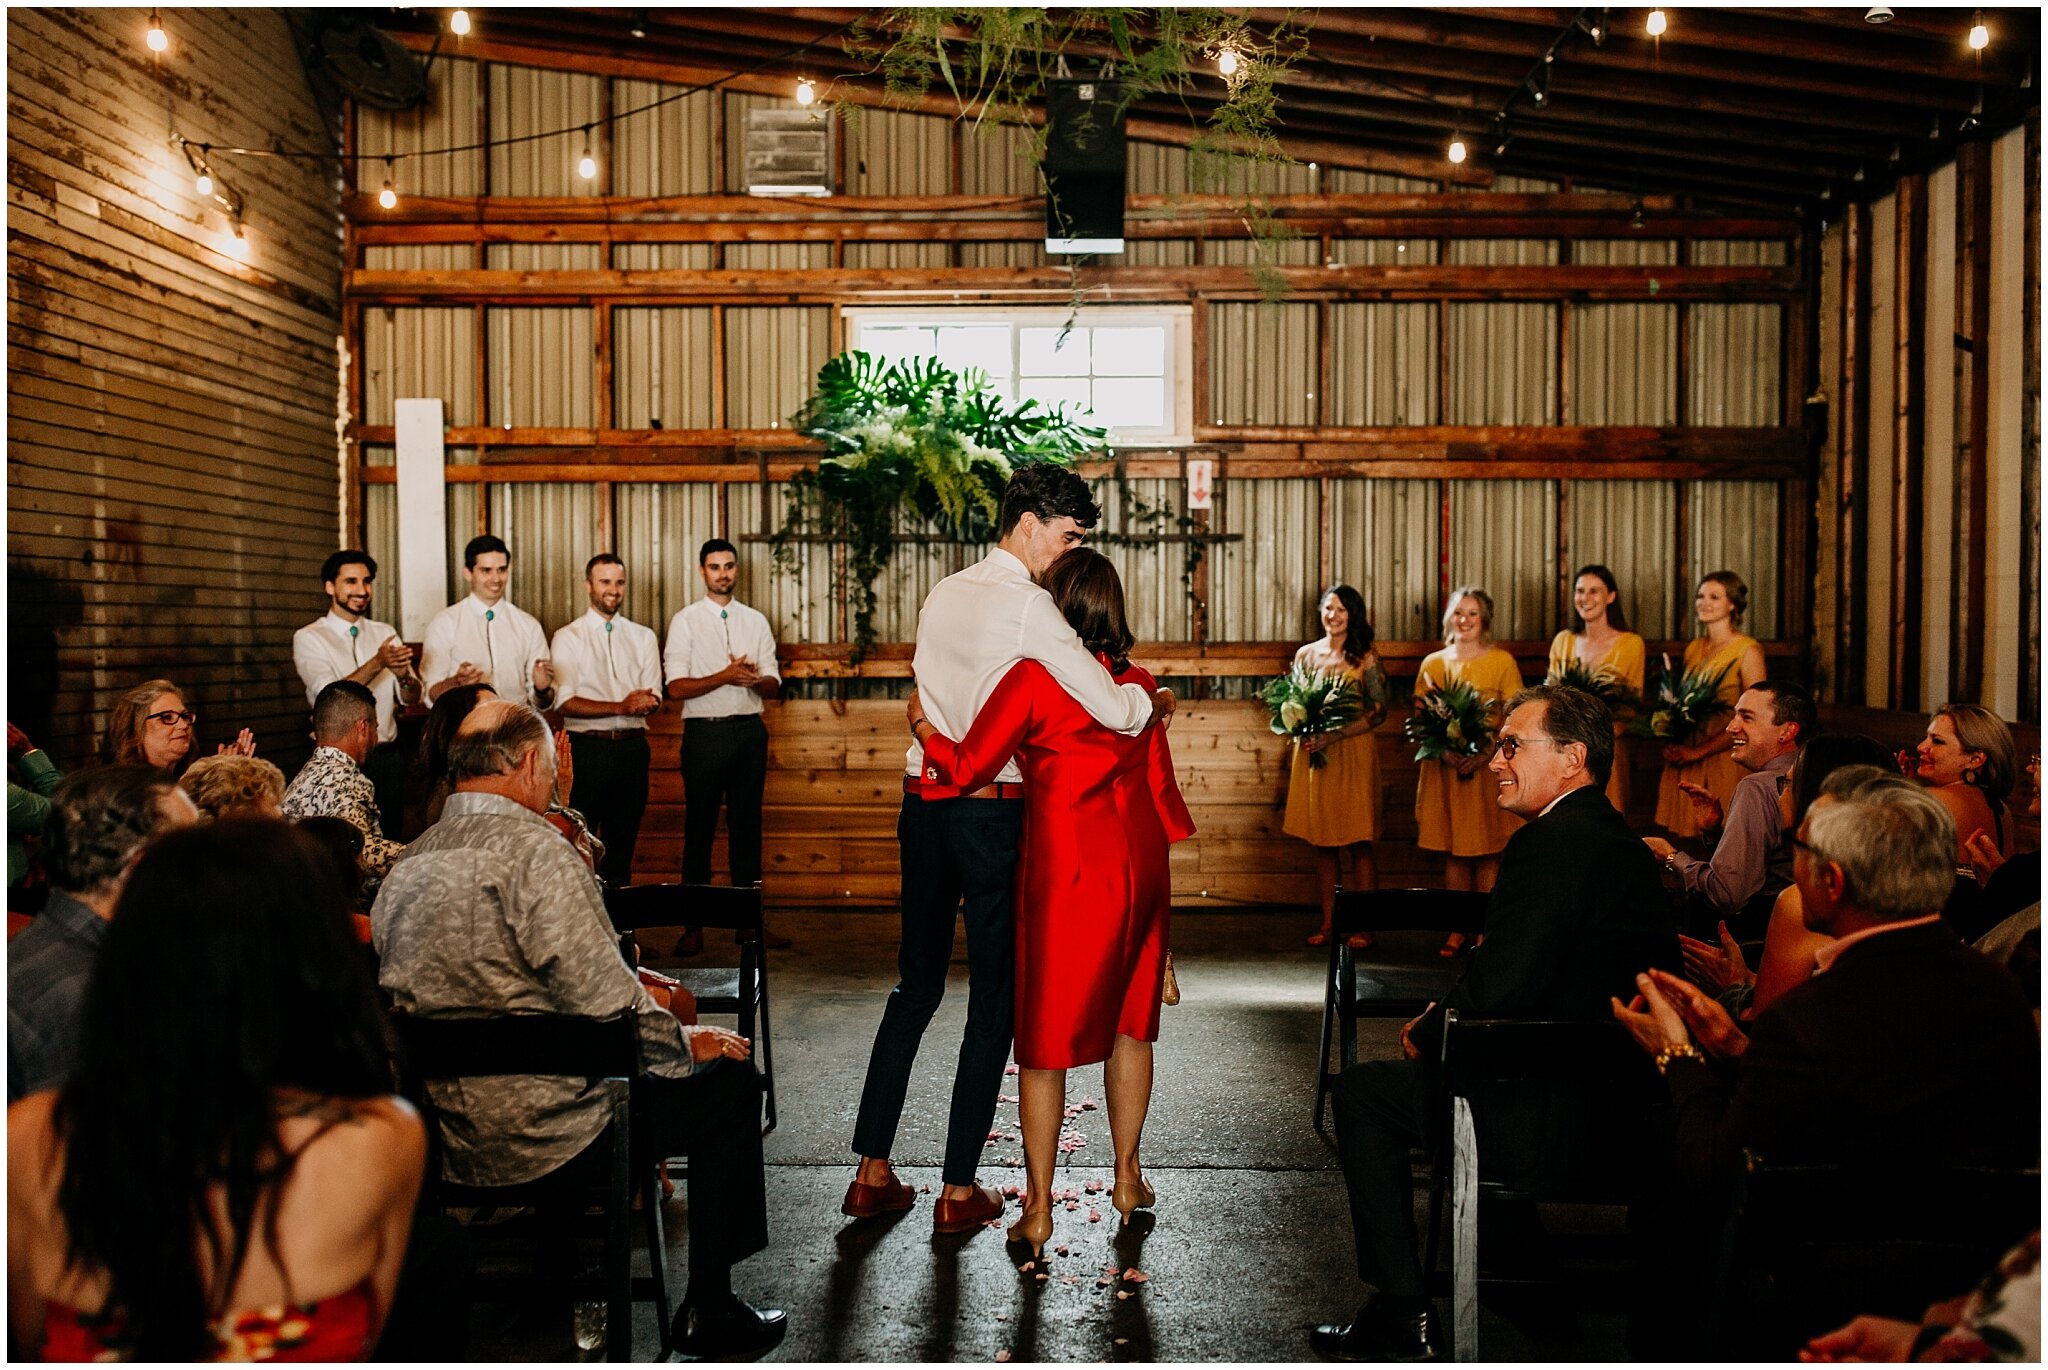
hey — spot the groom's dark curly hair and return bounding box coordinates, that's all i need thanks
[998,462,1101,536]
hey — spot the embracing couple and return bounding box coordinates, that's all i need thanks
[841,463,1194,1260]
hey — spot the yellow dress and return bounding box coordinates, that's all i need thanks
[1653,634,1758,838]
[1547,630,1647,817]
[1282,646,1388,847]
[1413,647,1523,858]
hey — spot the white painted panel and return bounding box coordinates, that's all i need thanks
[395,398,449,639]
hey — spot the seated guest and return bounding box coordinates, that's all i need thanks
[101,679,255,776]
[8,722,62,899]
[7,820,424,1360]
[1613,766,2039,1184]
[1908,703,2018,865]
[1803,1232,2039,1363]
[282,682,405,879]
[7,767,198,1102]
[1645,681,1816,939]
[296,814,373,944]
[1679,733,1896,1018]
[370,700,782,1358]
[1955,755,2040,946]
[406,681,495,835]
[1311,684,1678,1361]
[179,753,287,821]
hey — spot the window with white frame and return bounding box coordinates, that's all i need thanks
[844,307,1192,443]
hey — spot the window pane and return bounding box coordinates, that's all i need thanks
[1090,327,1166,377]
[1090,377,1166,430]
[860,325,937,364]
[934,325,1012,384]
[1018,377,1091,415]
[1019,325,1091,377]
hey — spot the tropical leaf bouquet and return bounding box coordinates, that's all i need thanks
[783,350,1108,659]
[1404,679,1496,779]
[1545,659,1643,717]
[1627,659,1733,742]
[1258,663,1363,770]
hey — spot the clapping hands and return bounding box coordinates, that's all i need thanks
[216,728,257,758]
[1678,920,1754,995]
[1611,967,1750,1061]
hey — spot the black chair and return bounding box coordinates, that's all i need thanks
[1427,1010,1665,1362]
[1705,1150,2041,1359]
[605,881,776,1132]
[1313,887,1490,1132]
[389,1012,670,1363]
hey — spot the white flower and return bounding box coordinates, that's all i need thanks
[1279,700,1307,731]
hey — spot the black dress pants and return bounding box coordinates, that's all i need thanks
[1331,1058,1446,1299]
[680,716,767,886]
[567,731,651,888]
[850,793,1024,1186]
[362,740,408,844]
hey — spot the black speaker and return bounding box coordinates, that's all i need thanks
[1043,79,1127,253]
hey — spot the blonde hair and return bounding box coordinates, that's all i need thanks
[178,755,285,822]
[1699,571,1749,628]
[1933,703,2019,806]
[103,679,182,769]
[1440,586,1496,647]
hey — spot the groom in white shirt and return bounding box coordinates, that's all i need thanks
[842,464,1174,1234]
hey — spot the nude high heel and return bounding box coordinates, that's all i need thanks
[1110,1177,1156,1222]
[1008,1208,1054,1261]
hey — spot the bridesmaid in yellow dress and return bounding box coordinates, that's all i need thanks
[1654,570,1767,838]
[1414,586,1522,954]
[1547,564,1646,816]
[1282,584,1389,950]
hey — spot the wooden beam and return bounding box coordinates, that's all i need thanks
[1890,173,1927,709]
[1958,139,1993,704]
[1840,203,1872,706]
[2025,112,2043,724]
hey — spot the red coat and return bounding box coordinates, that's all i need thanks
[921,658,1195,1069]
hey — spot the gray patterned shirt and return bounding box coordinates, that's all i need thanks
[281,745,406,877]
[370,790,696,1186]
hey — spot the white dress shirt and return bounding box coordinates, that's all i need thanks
[907,547,1153,783]
[663,597,780,719]
[551,609,663,733]
[420,594,552,708]
[293,611,405,745]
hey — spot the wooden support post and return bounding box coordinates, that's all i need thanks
[711,90,726,194]
[595,481,614,553]
[1317,299,1333,428]
[1888,175,1927,710]
[1676,237,1693,426]
[1839,203,1872,706]
[711,303,728,428]
[1782,224,1818,664]
[1437,298,1453,423]
[1554,479,1571,630]
[1555,236,1571,427]
[1957,140,1992,704]
[2024,112,2042,723]
[1438,478,1454,608]
[594,302,613,431]
[1673,478,1693,640]
[1318,474,1333,599]
[1191,298,1211,430]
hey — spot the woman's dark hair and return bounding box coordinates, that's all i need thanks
[413,682,499,826]
[1040,549,1135,675]
[52,819,393,1360]
[1318,584,1374,666]
[1571,563,1631,633]
[294,814,368,910]
[1786,732,1897,829]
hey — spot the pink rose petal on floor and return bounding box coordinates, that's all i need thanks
[1095,1277,1114,1288]
[1115,1337,1129,1346]
[1001,1184,1021,1198]
[920,1184,932,1193]
[995,1350,1011,1363]
[1004,1064,1019,1076]
[1064,1201,1078,1212]
[1035,1271,1048,1282]
[1087,1208,1102,1223]
[1123,1268,1149,1283]
[1055,1244,1070,1256]
[995,1312,1008,1321]
[1081,1098,1098,1111]
[1116,1289,1132,1301]
[1103,1264,1121,1274]
[1062,1275,1080,1286]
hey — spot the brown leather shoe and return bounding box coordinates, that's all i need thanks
[932,1184,1004,1234]
[840,1174,916,1220]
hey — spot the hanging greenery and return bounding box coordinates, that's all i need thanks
[778,350,1108,659]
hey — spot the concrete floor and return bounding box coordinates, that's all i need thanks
[463,910,1633,1363]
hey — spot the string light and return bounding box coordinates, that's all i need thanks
[377,158,398,210]
[1968,12,1989,49]
[1646,9,1667,37]
[145,8,167,52]
[577,127,598,181]
[1215,46,1241,78]
[450,9,471,37]
[195,167,213,196]
[794,77,816,107]
[224,223,250,261]
[1446,136,1467,165]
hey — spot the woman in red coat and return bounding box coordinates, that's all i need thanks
[910,549,1194,1261]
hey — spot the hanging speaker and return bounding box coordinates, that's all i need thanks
[1043,79,1126,254]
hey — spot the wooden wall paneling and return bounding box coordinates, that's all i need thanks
[711,303,727,427]
[1317,475,1333,597]
[1553,480,1571,628]
[1958,140,1993,703]
[1783,224,1820,667]
[1891,174,1927,709]
[2025,114,2042,722]
[1839,203,1873,705]
[1672,477,1693,637]
[1316,299,1333,427]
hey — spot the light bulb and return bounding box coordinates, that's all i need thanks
[1969,18,1989,49]
[195,170,213,196]
[1647,9,1667,36]
[378,180,398,210]
[1216,47,1240,77]
[578,150,598,180]
[146,9,167,51]
[451,9,471,36]
[225,227,250,261]
[1447,137,1467,165]
[794,78,816,107]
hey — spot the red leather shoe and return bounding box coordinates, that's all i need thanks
[931,1184,1004,1234]
[840,1174,916,1220]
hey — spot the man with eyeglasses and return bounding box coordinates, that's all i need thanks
[663,540,781,949]
[292,549,420,826]
[1313,683,1675,1362]
[1642,680,1815,940]
[550,553,663,888]
[420,535,555,711]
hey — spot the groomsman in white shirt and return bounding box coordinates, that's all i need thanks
[420,535,555,710]
[664,540,781,934]
[551,553,664,887]
[292,549,421,826]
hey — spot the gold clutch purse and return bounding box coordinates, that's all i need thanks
[1161,951,1181,1006]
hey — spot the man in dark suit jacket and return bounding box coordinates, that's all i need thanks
[1312,684,1678,1362]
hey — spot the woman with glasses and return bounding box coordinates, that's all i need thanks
[100,680,255,776]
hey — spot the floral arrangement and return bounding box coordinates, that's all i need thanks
[1257,663,1363,770]
[1403,679,1496,778]
[1627,658,1733,743]
[781,350,1107,659]
[1544,659,1642,716]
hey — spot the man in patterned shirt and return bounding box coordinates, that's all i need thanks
[281,681,405,881]
[371,699,784,1358]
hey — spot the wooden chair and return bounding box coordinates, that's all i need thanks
[605,881,776,1132]
[1428,1010,1665,1362]
[1313,887,1490,1132]
[1705,1150,2041,1358]
[389,1012,671,1363]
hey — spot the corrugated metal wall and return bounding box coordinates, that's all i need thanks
[614,483,723,630]
[731,482,836,644]
[1329,303,1438,425]
[612,243,717,270]
[1090,477,1192,645]
[1329,479,1442,642]
[1688,481,1781,640]
[611,82,717,196]
[1571,303,1677,424]
[1448,301,1558,424]
[1449,480,1556,639]
[613,307,718,428]
[487,308,595,426]
[1566,481,1677,640]
[355,58,482,195]
[845,108,951,196]
[488,65,603,197]
[362,305,476,426]
[724,307,832,428]
[489,482,598,630]
[1210,479,1322,639]
[960,122,1039,195]
[1209,302,1317,424]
